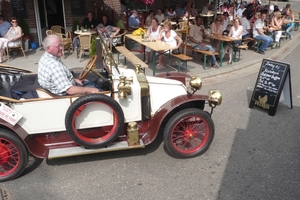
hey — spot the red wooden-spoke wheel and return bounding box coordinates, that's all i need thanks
[0,129,28,182]
[65,94,124,148]
[163,108,215,158]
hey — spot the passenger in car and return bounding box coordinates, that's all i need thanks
[38,35,100,96]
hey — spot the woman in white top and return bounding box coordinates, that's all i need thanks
[145,18,162,63]
[0,17,22,63]
[210,16,224,53]
[271,11,283,48]
[167,6,177,21]
[222,12,230,31]
[223,17,243,64]
[157,20,182,69]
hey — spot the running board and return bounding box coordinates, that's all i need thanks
[48,140,145,159]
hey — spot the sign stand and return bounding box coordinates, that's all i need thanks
[249,59,293,116]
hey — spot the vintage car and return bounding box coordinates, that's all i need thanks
[0,40,222,182]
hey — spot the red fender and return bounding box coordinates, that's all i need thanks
[141,94,210,145]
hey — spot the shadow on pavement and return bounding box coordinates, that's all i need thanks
[217,89,300,199]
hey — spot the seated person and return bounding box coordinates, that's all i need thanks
[38,35,100,96]
[81,11,98,30]
[181,11,191,27]
[145,18,162,63]
[0,17,22,63]
[100,14,114,26]
[182,10,190,21]
[210,16,224,53]
[154,9,165,24]
[0,15,11,37]
[128,10,141,29]
[97,23,121,48]
[270,11,283,48]
[145,10,154,26]
[223,18,243,64]
[241,10,252,39]
[175,3,184,18]
[252,12,273,54]
[201,3,210,14]
[117,14,127,30]
[156,20,182,69]
[283,8,294,39]
[189,16,220,69]
[167,6,177,21]
[222,12,230,31]
[190,3,198,17]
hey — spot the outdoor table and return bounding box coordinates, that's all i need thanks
[200,14,214,27]
[206,34,242,67]
[125,34,178,76]
[74,30,97,35]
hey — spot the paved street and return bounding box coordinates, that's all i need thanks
[1,1,300,199]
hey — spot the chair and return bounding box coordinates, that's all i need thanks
[176,21,188,30]
[6,33,27,62]
[77,34,92,61]
[50,25,73,57]
[48,26,73,59]
[109,30,127,51]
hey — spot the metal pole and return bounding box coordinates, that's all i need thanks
[95,37,103,69]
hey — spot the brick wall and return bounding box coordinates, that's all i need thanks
[0,0,208,43]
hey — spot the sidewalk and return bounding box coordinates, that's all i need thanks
[3,30,300,80]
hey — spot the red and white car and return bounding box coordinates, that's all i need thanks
[0,55,221,182]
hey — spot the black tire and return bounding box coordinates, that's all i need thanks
[65,94,124,148]
[163,108,215,158]
[0,129,28,182]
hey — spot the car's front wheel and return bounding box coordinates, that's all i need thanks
[0,129,28,182]
[163,108,215,158]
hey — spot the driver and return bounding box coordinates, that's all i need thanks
[38,35,100,96]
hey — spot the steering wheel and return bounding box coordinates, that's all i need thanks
[79,55,97,80]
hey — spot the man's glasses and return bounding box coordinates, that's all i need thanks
[11,21,17,23]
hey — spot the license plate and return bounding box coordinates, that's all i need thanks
[0,102,22,126]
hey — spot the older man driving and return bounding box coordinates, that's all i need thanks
[38,35,100,95]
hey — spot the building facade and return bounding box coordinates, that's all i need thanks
[0,0,207,46]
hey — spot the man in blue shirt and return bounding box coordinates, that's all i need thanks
[0,15,11,37]
[128,10,140,29]
[175,3,184,18]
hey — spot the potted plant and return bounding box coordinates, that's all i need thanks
[89,36,96,58]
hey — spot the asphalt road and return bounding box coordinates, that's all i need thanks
[2,42,299,200]
[2,1,300,200]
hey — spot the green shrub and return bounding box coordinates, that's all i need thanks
[90,36,96,58]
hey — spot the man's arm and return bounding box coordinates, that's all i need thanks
[66,85,99,95]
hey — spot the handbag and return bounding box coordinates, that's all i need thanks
[132,28,145,36]
[172,49,180,55]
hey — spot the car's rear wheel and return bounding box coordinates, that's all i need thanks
[163,108,215,158]
[0,129,28,182]
[65,94,124,148]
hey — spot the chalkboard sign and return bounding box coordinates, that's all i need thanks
[70,0,86,15]
[11,0,28,18]
[249,59,292,116]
